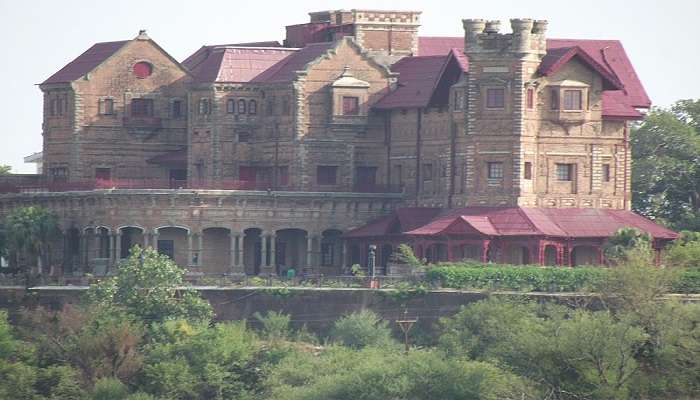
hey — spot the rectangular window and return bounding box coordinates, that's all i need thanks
[563,90,583,110]
[487,162,503,179]
[282,96,291,115]
[172,100,183,118]
[453,90,464,111]
[602,164,611,182]
[131,98,154,117]
[526,88,534,109]
[321,243,334,266]
[50,167,68,183]
[95,168,111,181]
[227,99,236,114]
[422,163,433,181]
[355,166,377,186]
[393,164,402,186]
[556,163,574,181]
[524,162,532,180]
[317,166,338,185]
[486,88,505,109]
[277,166,289,186]
[237,132,251,143]
[342,96,359,115]
[100,98,114,115]
[550,89,560,110]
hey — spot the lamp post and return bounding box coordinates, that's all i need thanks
[368,244,378,288]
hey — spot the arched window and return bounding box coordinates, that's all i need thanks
[248,100,257,115]
[237,99,247,114]
[198,98,210,115]
[226,98,235,114]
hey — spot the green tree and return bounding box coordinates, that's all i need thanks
[254,311,291,342]
[632,99,700,230]
[85,246,212,324]
[329,310,395,349]
[666,230,700,268]
[0,165,11,175]
[602,227,652,265]
[4,206,59,279]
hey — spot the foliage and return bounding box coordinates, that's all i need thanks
[263,345,535,400]
[21,304,144,385]
[329,310,395,349]
[666,230,700,268]
[349,264,365,277]
[426,263,606,292]
[92,378,129,400]
[85,246,212,324]
[139,320,261,400]
[0,165,11,175]
[602,227,652,265]
[439,298,648,399]
[254,311,292,342]
[632,100,700,230]
[3,206,60,277]
[392,243,424,270]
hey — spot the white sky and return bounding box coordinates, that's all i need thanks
[1,0,698,173]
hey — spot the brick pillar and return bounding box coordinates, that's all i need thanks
[237,234,244,273]
[270,233,276,270]
[187,232,194,267]
[115,231,122,264]
[197,233,203,267]
[482,240,490,263]
[152,229,159,252]
[306,234,313,269]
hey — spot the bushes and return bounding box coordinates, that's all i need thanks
[426,264,607,292]
[426,262,700,293]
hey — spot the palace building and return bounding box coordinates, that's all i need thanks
[0,9,677,276]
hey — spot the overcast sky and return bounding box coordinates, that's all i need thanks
[1,0,698,173]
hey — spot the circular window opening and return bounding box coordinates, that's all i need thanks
[133,61,153,78]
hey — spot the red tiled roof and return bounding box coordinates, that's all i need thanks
[414,36,650,119]
[387,206,678,240]
[538,46,623,89]
[344,207,441,238]
[374,49,467,110]
[251,41,336,83]
[42,41,128,84]
[182,46,297,83]
[147,148,187,165]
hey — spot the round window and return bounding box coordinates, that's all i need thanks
[133,61,153,78]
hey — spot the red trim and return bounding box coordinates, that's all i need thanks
[539,46,624,90]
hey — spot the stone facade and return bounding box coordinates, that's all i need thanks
[0,10,651,275]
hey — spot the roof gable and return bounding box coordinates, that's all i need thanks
[183,46,298,83]
[42,41,128,85]
[538,45,623,90]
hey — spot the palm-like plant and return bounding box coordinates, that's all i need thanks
[4,206,59,279]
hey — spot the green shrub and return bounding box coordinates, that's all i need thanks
[426,264,606,292]
[254,311,292,341]
[92,377,129,400]
[671,268,700,293]
[329,310,395,349]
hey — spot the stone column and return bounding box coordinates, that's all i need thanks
[482,240,490,263]
[237,234,245,273]
[109,232,116,267]
[115,231,122,264]
[152,229,159,252]
[269,233,276,270]
[341,242,348,271]
[306,234,313,269]
[197,233,203,267]
[229,231,237,272]
[93,229,101,262]
[79,231,86,274]
[259,232,269,275]
[143,230,150,249]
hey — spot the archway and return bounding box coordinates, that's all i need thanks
[321,229,343,273]
[156,227,189,267]
[119,226,144,259]
[243,228,263,275]
[505,245,530,265]
[275,228,308,275]
[202,227,231,274]
[544,245,558,266]
[571,245,598,266]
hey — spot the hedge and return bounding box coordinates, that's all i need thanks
[426,263,700,294]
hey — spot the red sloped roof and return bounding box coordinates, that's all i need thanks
[251,41,336,83]
[417,37,463,56]
[182,46,297,83]
[373,55,447,109]
[414,36,650,118]
[397,206,677,240]
[42,41,128,84]
[344,207,441,238]
[538,46,623,89]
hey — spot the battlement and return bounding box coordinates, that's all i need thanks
[462,18,548,58]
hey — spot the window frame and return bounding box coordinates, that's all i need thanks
[524,162,532,180]
[526,88,534,109]
[602,163,611,182]
[226,98,236,114]
[198,98,210,115]
[342,96,360,116]
[248,100,257,115]
[563,89,583,111]
[317,166,338,185]
[485,87,505,109]
[131,98,154,117]
[487,162,504,179]
[556,163,574,181]
[172,99,183,118]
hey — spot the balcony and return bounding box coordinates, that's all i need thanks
[0,179,405,195]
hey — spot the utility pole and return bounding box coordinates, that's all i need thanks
[396,309,418,354]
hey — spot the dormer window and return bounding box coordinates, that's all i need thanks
[563,90,583,110]
[342,96,359,115]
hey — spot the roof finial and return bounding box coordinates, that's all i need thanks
[136,29,150,40]
[341,65,353,77]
